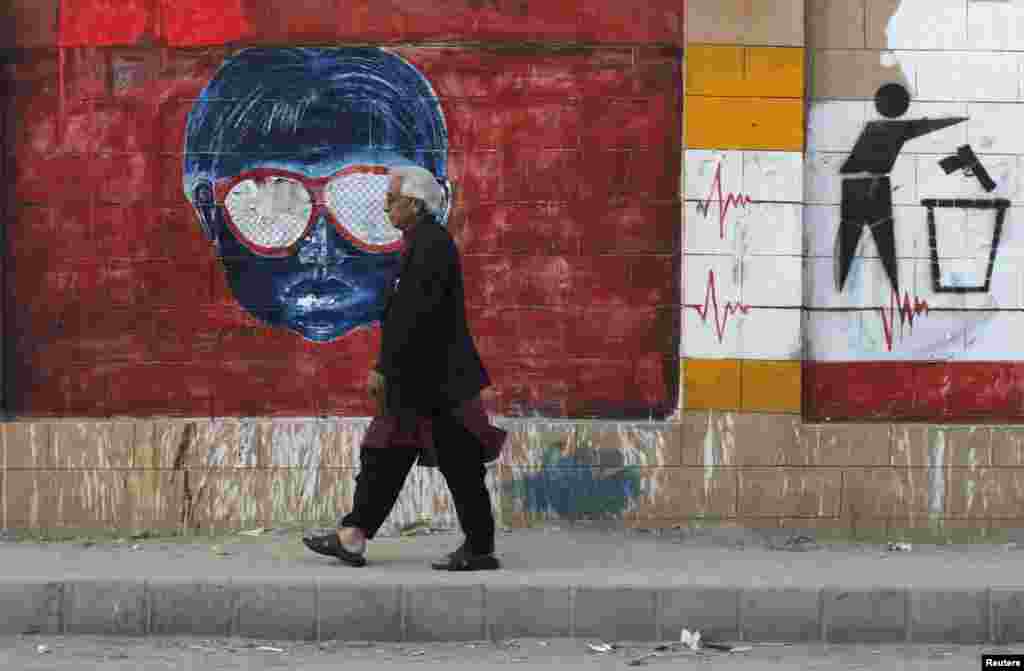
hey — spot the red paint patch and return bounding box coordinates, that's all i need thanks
[576,150,631,203]
[525,149,581,202]
[62,48,109,101]
[59,0,152,47]
[8,205,56,270]
[214,357,319,416]
[533,203,583,256]
[951,362,1020,418]
[571,256,631,307]
[516,256,574,306]
[910,363,953,419]
[515,307,571,358]
[98,155,157,208]
[582,95,671,150]
[634,354,671,406]
[797,361,1024,422]
[92,100,157,155]
[458,203,511,254]
[629,255,675,306]
[630,148,681,201]
[578,0,683,44]
[160,0,251,46]
[570,305,658,357]
[847,362,916,419]
[76,306,152,366]
[51,200,97,260]
[597,203,680,255]
[571,358,636,416]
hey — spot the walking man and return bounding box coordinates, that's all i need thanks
[303,165,507,571]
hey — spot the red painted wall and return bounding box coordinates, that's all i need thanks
[1,1,683,419]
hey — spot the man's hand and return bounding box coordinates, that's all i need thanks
[368,370,386,414]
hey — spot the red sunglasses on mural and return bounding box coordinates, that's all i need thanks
[213,165,404,257]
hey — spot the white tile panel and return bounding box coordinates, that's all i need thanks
[684,201,736,255]
[805,307,968,362]
[804,153,845,205]
[742,152,803,202]
[803,205,839,259]
[886,0,968,50]
[684,306,800,360]
[967,1,1024,51]
[881,50,921,97]
[919,205,970,260]
[684,254,740,307]
[990,250,1024,310]
[736,308,802,360]
[884,103,969,154]
[962,311,1024,359]
[1017,156,1024,203]
[682,313,740,359]
[804,204,930,260]
[742,256,802,307]
[684,149,741,201]
[914,52,1019,102]
[805,257,918,310]
[686,202,802,256]
[682,255,743,359]
[894,205,932,260]
[804,310,866,361]
[806,100,869,153]
[916,153,1018,201]
[742,203,803,256]
[804,152,917,206]
[912,254,1006,310]
[685,150,802,201]
[967,103,1024,154]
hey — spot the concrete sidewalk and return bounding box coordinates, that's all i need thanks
[0,525,1022,646]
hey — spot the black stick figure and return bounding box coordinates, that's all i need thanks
[837,83,967,294]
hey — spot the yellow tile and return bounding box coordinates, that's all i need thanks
[741,360,801,414]
[747,47,804,98]
[687,45,804,98]
[686,45,746,96]
[684,358,741,411]
[684,96,804,151]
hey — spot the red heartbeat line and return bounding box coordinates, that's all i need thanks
[685,269,752,343]
[878,289,930,352]
[695,162,754,239]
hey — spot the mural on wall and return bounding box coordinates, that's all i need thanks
[683,148,804,362]
[836,83,966,296]
[183,47,451,343]
[7,27,682,417]
[805,0,1024,419]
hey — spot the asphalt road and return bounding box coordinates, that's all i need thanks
[2,635,1021,670]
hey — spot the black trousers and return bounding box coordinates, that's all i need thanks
[338,407,496,556]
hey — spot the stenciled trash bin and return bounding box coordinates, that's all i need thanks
[920,198,1011,294]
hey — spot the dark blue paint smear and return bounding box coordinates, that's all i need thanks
[504,446,644,519]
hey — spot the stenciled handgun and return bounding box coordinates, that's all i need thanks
[939,144,996,192]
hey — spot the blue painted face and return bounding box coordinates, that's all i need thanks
[210,153,411,343]
[183,48,449,343]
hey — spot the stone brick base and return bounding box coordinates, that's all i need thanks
[2,413,1021,542]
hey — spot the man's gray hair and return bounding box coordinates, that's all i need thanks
[391,165,444,217]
